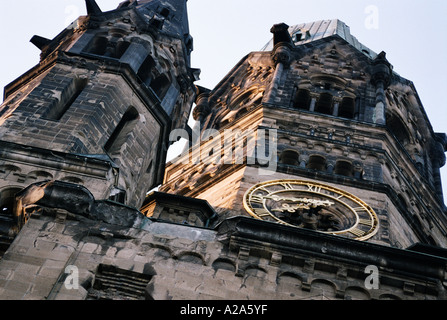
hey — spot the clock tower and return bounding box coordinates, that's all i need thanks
[0,0,197,243]
[1,4,446,300]
[159,20,447,249]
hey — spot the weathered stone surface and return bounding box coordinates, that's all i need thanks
[0,2,446,302]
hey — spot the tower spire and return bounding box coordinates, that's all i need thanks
[85,0,102,16]
[30,35,51,50]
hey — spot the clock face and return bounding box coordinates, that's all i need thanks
[243,179,379,241]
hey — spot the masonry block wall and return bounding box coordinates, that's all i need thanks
[161,20,447,249]
[1,207,445,300]
[0,0,197,211]
[0,4,446,301]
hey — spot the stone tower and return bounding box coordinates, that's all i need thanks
[0,0,197,243]
[159,20,447,249]
[0,6,446,300]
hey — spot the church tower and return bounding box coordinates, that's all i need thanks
[159,20,447,249]
[1,3,447,301]
[0,0,197,242]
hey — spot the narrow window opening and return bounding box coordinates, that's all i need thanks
[292,29,310,43]
[315,93,333,115]
[160,8,170,18]
[44,78,88,121]
[104,107,139,156]
[339,97,355,119]
[294,32,303,42]
[279,150,300,166]
[334,160,354,177]
[307,155,326,171]
[293,89,310,110]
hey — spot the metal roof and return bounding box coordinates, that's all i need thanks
[261,19,377,59]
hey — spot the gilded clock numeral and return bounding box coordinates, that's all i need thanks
[307,184,322,193]
[349,228,366,237]
[251,195,264,204]
[254,208,270,217]
[257,187,270,194]
[359,218,374,226]
[281,182,294,190]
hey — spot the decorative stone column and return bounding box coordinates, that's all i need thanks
[192,89,211,123]
[191,87,211,144]
[309,92,319,112]
[332,97,342,117]
[263,23,292,104]
[371,51,393,125]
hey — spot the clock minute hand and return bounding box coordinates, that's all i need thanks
[265,195,334,207]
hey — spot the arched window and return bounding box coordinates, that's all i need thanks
[44,77,88,121]
[334,160,354,177]
[315,93,333,115]
[307,155,326,171]
[339,97,355,119]
[104,107,139,156]
[279,150,300,166]
[0,187,22,218]
[293,89,310,110]
[386,113,411,147]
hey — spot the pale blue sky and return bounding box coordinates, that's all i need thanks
[0,0,446,201]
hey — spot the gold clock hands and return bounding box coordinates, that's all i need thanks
[272,203,311,213]
[264,195,334,208]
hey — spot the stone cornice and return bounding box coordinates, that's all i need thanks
[216,216,447,283]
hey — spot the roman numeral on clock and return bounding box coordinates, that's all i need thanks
[359,218,374,226]
[307,184,322,193]
[281,182,294,190]
[256,187,270,193]
[254,208,270,217]
[250,195,264,204]
[349,228,366,237]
